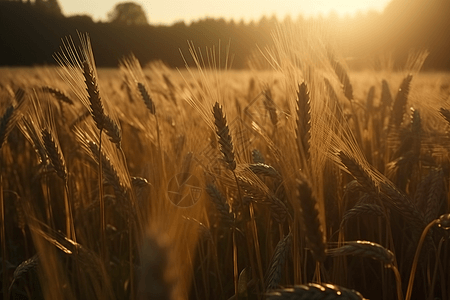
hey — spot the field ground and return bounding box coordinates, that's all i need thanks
[1,61,450,300]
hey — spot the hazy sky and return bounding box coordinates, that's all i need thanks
[58,0,392,25]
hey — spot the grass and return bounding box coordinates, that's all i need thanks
[1,29,450,300]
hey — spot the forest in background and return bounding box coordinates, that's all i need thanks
[0,0,450,70]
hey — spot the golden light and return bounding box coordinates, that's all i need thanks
[59,0,392,25]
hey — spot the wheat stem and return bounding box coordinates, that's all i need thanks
[98,129,107,267]
[1,167,7,300]
[405,219,438,300]
[391,265,404,300]
[248,202,265,292]
[232,227,238,298]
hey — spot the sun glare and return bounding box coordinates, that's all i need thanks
[297,0,391,17]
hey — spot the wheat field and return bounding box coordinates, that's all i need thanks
[1,31,450,300]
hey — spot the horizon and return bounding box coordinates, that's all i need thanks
[57,0,393,25]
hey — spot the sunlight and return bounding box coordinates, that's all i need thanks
[294,0,391,17]
[58,0,392,25]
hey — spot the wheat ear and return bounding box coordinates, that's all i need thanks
[41,129,67,181]
[83,61,105,131]
[212,102,236,171]
[267,283,366,300]
[248,163,281,179]
[0,88,26,149]
[266,232,292,290]
[329,56,354,101]
[338,151,376,193]
[206,183,234,225]
[295,82,311,161]
[86,140,128,201]
[341,203,386,226]
[251,149,265,164]
[424,168,444,224]
[440,107,450,125]
[137,82,156,115]
[81,61,121,147]
[212,102,239,296]
[380,79,393,108]
[263,87,278,127]
[390,74,413,128]
[43,86,74,105]
[8,254,40,298]
[327,241,394,265]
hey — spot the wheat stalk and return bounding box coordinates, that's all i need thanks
[248,163,281,179]
[43,86,74,105]
[380,79,393,109]
[297,177,326,262]
[295,82,311,161]
[341,203,386,226]
[212,102,236,171]
[424,168,444,224]
[8,254,39,298]
[205,183,234,226]
[413,168,433,206]
[327,240,395,265]
[41,129,67,181]
[338,151,377,193]
[102,114,122,147]
[251,149,265,164]
[83,61,122,148]
[86,140,128,201]
[439,107,450,125]
[137,82,156,115]
[379,181,424,229]
[263,86,278,127]
[82,61,105,131]
[324,77,339,104]
[0,88,26,149]
[343,180,365,194]
[390,74,413,128]
[266,232,292,290]
[266,194,290,224]
[328,54,354,101]
[364,86,375,127]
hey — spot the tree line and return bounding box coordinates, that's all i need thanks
[0,0,449,70]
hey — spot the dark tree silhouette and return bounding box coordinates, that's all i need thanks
[35,0,62,16]
[107,2,149,26]
[1,0,450,69]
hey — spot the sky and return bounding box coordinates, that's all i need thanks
[58,0,393,25]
